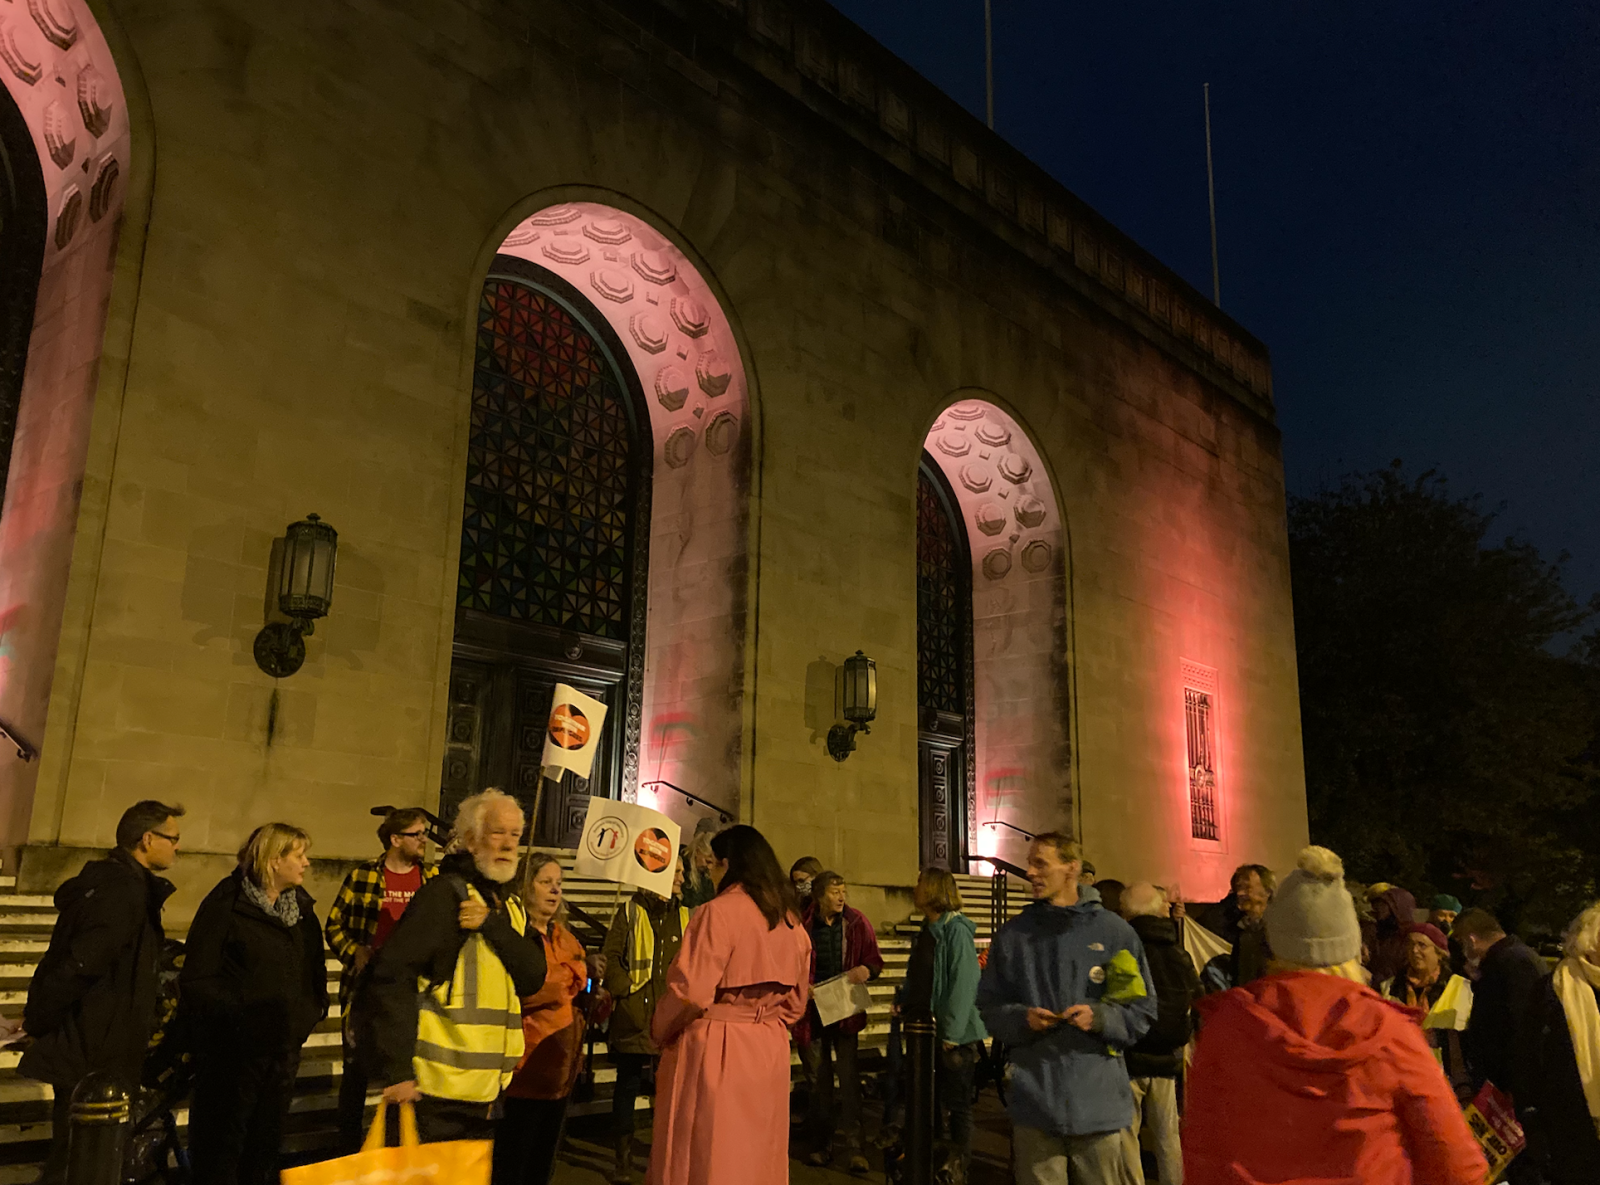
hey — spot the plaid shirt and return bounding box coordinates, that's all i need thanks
[324,856,436,1006]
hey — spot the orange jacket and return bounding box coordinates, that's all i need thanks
[1185,970,1486,1185]
[507,921,587,1099]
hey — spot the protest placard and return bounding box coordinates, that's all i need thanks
[572,797,680,898]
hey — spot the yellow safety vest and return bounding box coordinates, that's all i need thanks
[627,900,690,995]
[413,889,527,1103]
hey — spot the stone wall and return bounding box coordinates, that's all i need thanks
[9,0,1305,899]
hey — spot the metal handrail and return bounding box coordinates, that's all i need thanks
[969,855,1029,934]
[641,780,733,823]
[979,820,1037,842]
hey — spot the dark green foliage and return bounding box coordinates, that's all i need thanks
[1290,463,1600,937]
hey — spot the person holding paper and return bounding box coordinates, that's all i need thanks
[646,825,812,1185]
[795,871,884,1173]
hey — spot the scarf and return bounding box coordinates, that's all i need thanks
[1552,955,1600,1132]
[242,875,301,928]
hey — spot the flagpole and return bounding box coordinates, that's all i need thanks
[1204,82,1220,307]
[984,0,995,130]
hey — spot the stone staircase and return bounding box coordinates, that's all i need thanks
[0,858,1032,1179]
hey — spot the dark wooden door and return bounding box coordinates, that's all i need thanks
[918,712,965,870]
[440,612,629,847]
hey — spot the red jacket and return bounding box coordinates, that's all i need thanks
[793,902,883,1045]
[1185,971,1486,1185]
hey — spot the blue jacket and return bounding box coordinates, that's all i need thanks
[978,896,1157,1137]
[928,911,988,1047]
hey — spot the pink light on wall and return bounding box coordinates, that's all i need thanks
[496,203,749,822]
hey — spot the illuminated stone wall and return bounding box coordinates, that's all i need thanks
[6,0,1306,904]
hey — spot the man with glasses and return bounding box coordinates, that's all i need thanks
[326,807,437,1150]
[22,800,183,1185]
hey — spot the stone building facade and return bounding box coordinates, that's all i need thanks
[0,0,1307,918]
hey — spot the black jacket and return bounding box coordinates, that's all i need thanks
[1463,933,1549,1110]
[1125,915,1200,1078]
[20,850,174,1088]
[1528,975,1600,1181]
[364,852,548,1088]
[179,870,329,1058]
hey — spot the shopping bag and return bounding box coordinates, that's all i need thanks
[280,1100,491,1185]
[1422,974,1474,1032]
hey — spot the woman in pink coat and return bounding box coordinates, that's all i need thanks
[647,825,813,1185]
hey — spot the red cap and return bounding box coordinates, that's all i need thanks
[1405,922,1450,953]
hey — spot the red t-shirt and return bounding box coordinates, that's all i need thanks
[372,864,423,951]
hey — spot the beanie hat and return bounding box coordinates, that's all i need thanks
[1405,922,1450,954]
[1430,894,1462,914]
[1264,846,1362,968]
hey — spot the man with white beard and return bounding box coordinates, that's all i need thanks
[365,789,548,1143]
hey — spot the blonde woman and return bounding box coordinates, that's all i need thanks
[181,823,328,1185]
[1531,900,1600,1182]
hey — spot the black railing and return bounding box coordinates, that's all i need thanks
[969,854,1028,933]
[641,780,733,823]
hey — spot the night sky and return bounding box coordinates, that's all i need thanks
[830,0,1600,623]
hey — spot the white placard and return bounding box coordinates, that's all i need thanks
[540,683,609,780]
[573,797,681,898]
[812,972,871,1028]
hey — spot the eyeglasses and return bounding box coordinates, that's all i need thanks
[398,830,427,839]
[150,831,180,844]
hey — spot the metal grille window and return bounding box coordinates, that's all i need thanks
[1185,686,1220,841]
[916,469,964,714]
[458,279,635,637]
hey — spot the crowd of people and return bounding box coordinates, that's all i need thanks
[18,794,1600,1185]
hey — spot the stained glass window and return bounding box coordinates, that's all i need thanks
[458,278,636,638]
[1186,687,1220,841]
[917,467,966,715]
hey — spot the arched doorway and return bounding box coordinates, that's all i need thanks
[0,0,132,849]
[919,398,1072,869]
[444,202,753,845]
[440,260,651,844]
[916,456,974,870]
[0,87,46,512]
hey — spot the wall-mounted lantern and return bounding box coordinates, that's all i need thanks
[253,513,338,678]
[826,650,878,762]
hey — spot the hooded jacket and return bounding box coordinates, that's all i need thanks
[1184,971,1486,1185]
[1125,913,1200,1078]
[1367,887,1418,985]
[21,850,174,1088]
[924,911,987,1047]
[977,895,1156,1137]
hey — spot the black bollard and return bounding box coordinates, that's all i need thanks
[65,1073,129,1185]
[904,1016,937,1185]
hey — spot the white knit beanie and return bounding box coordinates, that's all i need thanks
[1263,846,1362,968]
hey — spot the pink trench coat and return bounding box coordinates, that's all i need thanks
[647,885,813,1185]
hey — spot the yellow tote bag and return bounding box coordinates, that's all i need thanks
[280,1101,491,1185]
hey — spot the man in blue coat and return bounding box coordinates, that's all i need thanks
[979,832,1157,1184]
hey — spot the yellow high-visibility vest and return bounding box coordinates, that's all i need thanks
[626,900,690,995]
[413,889,527,1103]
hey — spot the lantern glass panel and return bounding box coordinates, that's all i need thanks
[278,517,337,619]
[842,651,877,724]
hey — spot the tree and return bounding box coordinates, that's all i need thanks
[1289,463,1600,936]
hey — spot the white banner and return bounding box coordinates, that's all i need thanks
[540,683,609,780]
[573,797,681,898]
